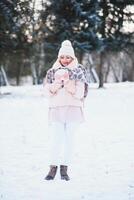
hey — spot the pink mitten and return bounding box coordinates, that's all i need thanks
[49,82,61,94]
[54,69,69,84]
[64,80,76,95]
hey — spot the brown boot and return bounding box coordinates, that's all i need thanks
[45,165,58,180]
[60,165,70,181]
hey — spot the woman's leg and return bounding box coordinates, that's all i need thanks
[48,122,65,166]
[59,122,77,180]
[62,122,78,166]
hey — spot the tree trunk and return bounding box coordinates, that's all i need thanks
[16,63,22,86]
[38,42,45,84]
[88,54,99,83]
[31,57,38,85]
[77,50,84,64]
[0,65,9,86]
[98,51,105,88]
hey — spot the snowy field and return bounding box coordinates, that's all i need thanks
[0,82,134,200]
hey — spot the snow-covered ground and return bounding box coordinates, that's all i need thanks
[0,82,134,200]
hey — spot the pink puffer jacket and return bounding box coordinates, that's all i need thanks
[43,58,85,108]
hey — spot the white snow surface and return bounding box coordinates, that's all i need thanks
[0,82,134,200]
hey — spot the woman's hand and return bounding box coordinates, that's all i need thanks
[49,81,62,94]
[54,69,69,84]
[64,80,76,95]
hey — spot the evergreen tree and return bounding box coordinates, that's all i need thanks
[0,0,33,52]
[97,0,134,87]
[0,0,34,85]
[41,0,134,87]
[41,0,101,55]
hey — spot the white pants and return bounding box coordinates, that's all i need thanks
[48,122,78,166]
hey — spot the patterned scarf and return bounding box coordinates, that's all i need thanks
[46,64,88,84]
[45,58,89,98]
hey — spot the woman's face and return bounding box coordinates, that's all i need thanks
[59,55,74,66]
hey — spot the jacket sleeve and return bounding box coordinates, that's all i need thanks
[43,77,62,98]
[43,78,54,98]
[73,81,85,100]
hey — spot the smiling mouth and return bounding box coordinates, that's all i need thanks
[62,63,68,66]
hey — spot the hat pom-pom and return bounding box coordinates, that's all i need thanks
[61,40,72,47]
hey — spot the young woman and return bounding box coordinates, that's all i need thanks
[43,40,88,181]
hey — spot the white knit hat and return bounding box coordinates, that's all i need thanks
[58,40,75,59]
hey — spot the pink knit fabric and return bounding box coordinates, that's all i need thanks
[48,106,85,123]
